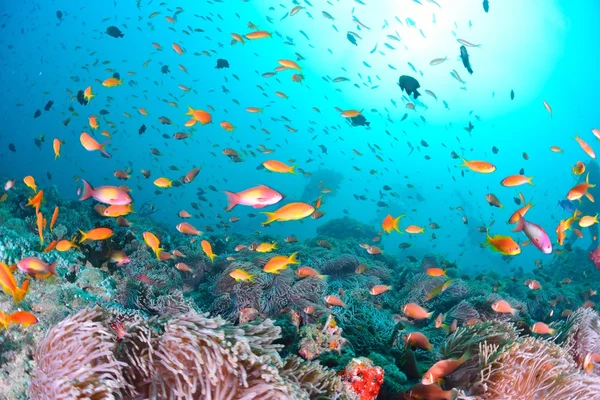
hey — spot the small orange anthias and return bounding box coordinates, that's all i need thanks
[110,320,128,342]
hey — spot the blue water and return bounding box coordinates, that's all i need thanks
[1,0,599,273]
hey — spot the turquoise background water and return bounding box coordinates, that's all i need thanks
[0,0,599,273]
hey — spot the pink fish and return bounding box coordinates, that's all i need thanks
[80,180,132,205]
[513,217,552,254]
[17,257,57,277]
[223,185,283,211]
[589,246,600,270]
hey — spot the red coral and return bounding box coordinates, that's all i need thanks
[341,357,384,400]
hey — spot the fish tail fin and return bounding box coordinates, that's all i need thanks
[78,230,87,243]
[288,252,299,265]
[289,165,296,174]
[13,280,29,303]
[186,106,195,116]
[209,253,217,263]
[319,274,329,281]
[272,243,278,250]
[459,156,469,168]
[223,191,240,211]
[154,247,163,260]
[483,229,491,247]
[528,176,535,186]
[261,212,277,226]
[48,262,58,276]
[513,217,526,233]
[80,180,95,201]
[393,215,405,233]
[549,328,556,335]
[426,311,433,319]
[99,141,112,158]
[248,274,254,283]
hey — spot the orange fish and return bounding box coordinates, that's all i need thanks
[143,232,163,260]
[491,300,517,315]
[278,59,301,71]
[0,310,38,329]
[0,263,29,303]
[49,206,59,232]
[83,86,94,102]
[530,321,555,335]
[263,253,298,273]
[261,202,314,225]
[459,157,496,173]
[172,43,184,55]
[501,175,534,187]
[295,266,327,279]
[369,285,392,295]
[88,115,99,130]
[484,230,521,256]
[263,160,296,174]
[405,225,425,234]
[422,351,470,385]
[220,121,235,132]
[53,138,62,159]
[27,190,44,214]
[102,77,122,87]
[79,227,113,242]
[340,110,362,118]
[244,30,272,40]
[185,106,212,126]
[324,295,346,308]
[403,332,433,351]
[567,173,596,202]
[426,268,447,277]
[176,222,203,236]
[573,161,586,175]
[508,196,534,224]
[80,132,111,158]
[402,303,432,320]
[23,175,37,192]
[201,240,217,263]
[36,212,44,245]
[575,134,596,159]
[381,214,404,233]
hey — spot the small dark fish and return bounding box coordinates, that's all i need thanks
[106,26,124,38]
[483,0,489,12]
[44,100,54,111]
[377,201,388,207]
[99,109,110,115]
[47,172,52,180]
[460,45,473,74]
[161,65,170,74]
[513,197,521,205]
[420,139,429,147]
[56,10,63,20]
[406,255,418,262]
[464,122,474,133]
[349,114,370,127]
[139,124,147,135]
[216,58,229,69]
[519,168,525,175]
[112,72,120,80]
[208,185,218,192]
[76,90,88,106]
[510,90,514,100]
[34,138,42,148]
[398,75,421,99]
[492,146,498,154]
[346,32,357,46]
[33,109,41,118]
[558,199,575,213]
[398,242,412,249]
[319,144,328,154]
[8,143,16,152]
